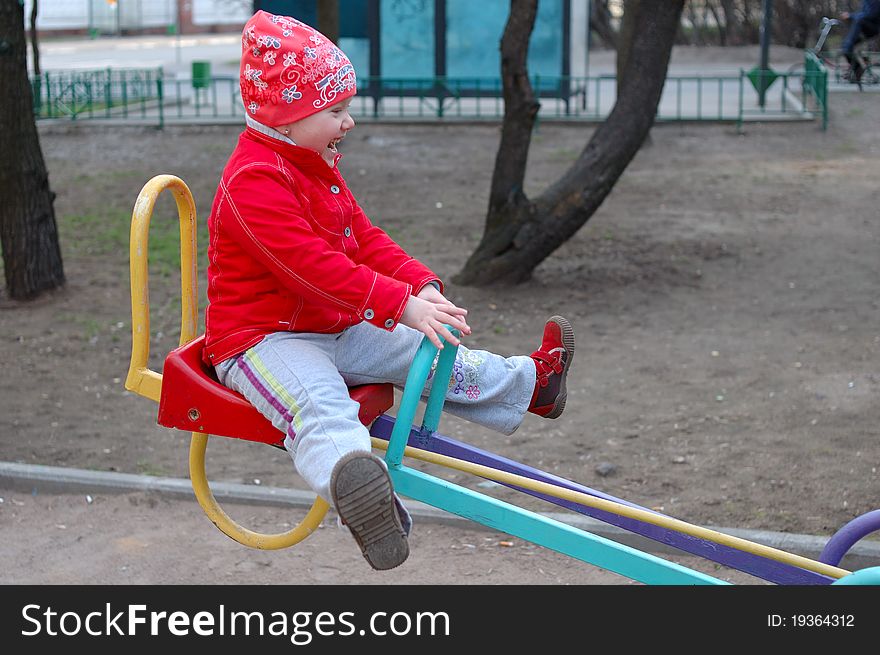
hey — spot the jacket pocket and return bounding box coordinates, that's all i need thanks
[306,193,344,238]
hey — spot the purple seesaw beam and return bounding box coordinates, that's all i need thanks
[370,415,833,585]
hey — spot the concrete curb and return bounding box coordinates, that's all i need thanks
[2,461,878,572]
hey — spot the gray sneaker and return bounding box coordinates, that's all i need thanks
[330,451,409,570]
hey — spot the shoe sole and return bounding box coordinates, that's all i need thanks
[331,452,409,570]
[545,315,575,419]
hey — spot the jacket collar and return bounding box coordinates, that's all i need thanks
[242,127,343,176]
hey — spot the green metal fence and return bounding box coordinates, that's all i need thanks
[803,51,829,131]
[31,68,165,121]
[31,68,825,129]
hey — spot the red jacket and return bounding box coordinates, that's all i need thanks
[203,128,441,365]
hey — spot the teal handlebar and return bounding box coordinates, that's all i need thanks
[383,327,460,467]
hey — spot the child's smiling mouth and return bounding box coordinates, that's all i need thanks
[328,136,344,151]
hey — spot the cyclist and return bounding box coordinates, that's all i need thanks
[841,0,880,81]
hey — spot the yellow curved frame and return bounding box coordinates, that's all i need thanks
[126,174,327,549]
[190,432,329,549]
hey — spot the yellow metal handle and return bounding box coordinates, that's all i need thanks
[126,174,199,402]
[126,174,328,549]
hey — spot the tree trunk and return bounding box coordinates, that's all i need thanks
[479,0,540,262]
[316,0,339,44]
[707,0,727,46]
[719,0,744,44]
[718,0,736,44]
[29,0,38,74]
[30,0,41,114]
[0,1,64,300]
[590,0,617,50]
[684,0,700,45]
[616,0,638,86]
[454,1,684,286]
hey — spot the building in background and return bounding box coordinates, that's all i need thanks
[254,0,586,83]
[25,1,588,81]
[23,0,251,36]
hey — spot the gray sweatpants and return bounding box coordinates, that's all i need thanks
[216,322,535,505]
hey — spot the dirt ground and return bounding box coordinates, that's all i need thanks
[1,490,766,585]
[1,88,878,585]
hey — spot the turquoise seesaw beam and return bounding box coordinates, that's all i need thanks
[383,330,728,585]
[390,465,729,585]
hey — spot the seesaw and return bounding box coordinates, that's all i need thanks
[126,174,880,585]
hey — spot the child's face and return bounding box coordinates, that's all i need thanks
[282,98,355,163]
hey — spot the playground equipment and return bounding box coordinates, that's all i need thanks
[127,174,880,584]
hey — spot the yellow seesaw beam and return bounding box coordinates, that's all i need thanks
[371,437,851,580]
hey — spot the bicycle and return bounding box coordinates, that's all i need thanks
[791,16,880,89]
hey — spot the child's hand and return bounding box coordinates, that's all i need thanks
[416,284,448,304]
[401,294,470,350]
[417,285,471,334]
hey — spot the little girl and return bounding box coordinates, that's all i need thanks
[205,10,575,571]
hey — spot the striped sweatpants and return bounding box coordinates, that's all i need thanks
[215,322,536,506]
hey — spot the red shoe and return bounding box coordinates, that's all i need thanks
[528,316,575,419]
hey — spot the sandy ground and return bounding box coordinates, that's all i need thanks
[1,86,878,585]
[0,489,764,585]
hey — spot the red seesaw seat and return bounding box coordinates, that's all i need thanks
[157,334,395,447]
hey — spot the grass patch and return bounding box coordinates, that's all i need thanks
[551,147,580,161]
[34,95,160,120]
[54,312,102,339]
[61,211,130,256]
[59,205,209,278]
[135,460,170,477]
